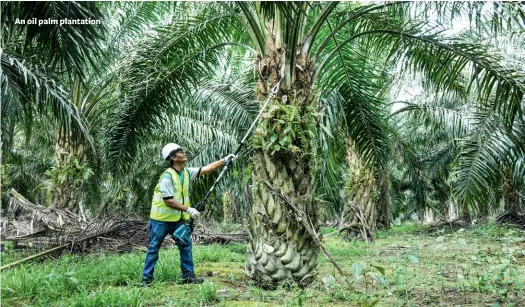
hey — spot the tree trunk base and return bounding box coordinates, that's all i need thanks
[342,224,375,242]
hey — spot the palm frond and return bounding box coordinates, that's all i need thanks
[233,2,266,54]
[314,2,525,126]
[318,43,391,168]
[1,52,91,147]
[452,112,515,210]
[1,1,106,81]
[394,32,524,125]
[317,91,348,215]
[104,11,242,174]
[192,79,259,138]
[391,101,470,140]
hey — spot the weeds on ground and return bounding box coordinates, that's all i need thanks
[0,244,245,306]
[198,280,220,305]
[65,287,144,307]
[1,224,524,306]
[194,244,245,263]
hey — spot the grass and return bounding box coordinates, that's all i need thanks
[1,224,524,306]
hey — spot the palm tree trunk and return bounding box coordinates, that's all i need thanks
[246,151,318,285]
[222,191,233,222]
[343,142,377,242]
[447,201,458,221]
[47,131,84,212]
[462,205,472,224]
[241,184,252,224]
[375,169,392,229]
[245,31,319,286]
[503,169,523,214]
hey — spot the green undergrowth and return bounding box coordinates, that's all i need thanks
[1,224,524,306]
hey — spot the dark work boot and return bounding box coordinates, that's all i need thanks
[137,279,152,287]
[182,274,204,284]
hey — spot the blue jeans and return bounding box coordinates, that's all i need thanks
[142,219,194,282]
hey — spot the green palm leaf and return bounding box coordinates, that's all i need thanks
[104,10,243,174]
[1,1,105,81]
[452,107,524,206]
[1,52,91,147]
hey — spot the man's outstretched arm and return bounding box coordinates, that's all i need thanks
[200,160,225,175]
[199,154,236,175]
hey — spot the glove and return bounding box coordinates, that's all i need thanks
[186,207,200,219]
[222,153,237,164]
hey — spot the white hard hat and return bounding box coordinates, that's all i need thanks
[161,143,182,160]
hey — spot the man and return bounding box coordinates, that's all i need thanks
[141,143,236,285]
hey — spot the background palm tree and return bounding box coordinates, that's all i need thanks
[1,1,106,207]
[1,2,105,153]
[392,90,525,222]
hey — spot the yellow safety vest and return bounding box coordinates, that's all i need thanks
[150,168,191,222]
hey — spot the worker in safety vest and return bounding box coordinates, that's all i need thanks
[141,143,236,285]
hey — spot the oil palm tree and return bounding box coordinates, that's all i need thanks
[391,86,525,222]
[1,2,105,152]
[1,2,106,205]
[103,1,525,285]
[1,2,184,209]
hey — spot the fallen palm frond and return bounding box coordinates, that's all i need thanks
[3,189,144,245]
[1,189,147,270]
[0,243,71,271]
[0,219,149,271]
[190,221,248,245]
[191,231,248,245]
[1,189,249,270]
[496,211,525,229]
[5,189,84,237]
[421,217,477,236]
[341,203,375,242]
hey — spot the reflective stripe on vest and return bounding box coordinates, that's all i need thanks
[150,168,191,222]
[151,206,182,215]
